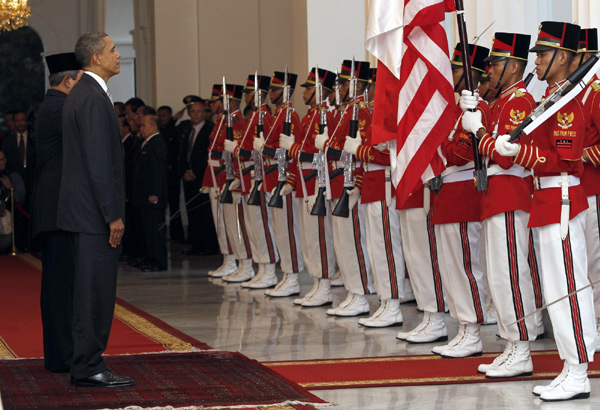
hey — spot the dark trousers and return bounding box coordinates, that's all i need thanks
[183,181,217,252]
[69,232,118,379]
[167,174,184,240]
[122,202,145,259]
[40,230,75,372]
[140,206,168,269]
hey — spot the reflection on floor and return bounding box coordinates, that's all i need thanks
[116,243,599,409]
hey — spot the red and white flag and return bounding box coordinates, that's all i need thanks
[365,0,456,207]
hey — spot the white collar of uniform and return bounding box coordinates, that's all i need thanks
[84,71,108,93]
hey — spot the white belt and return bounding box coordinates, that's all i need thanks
[441,169,474,184]
[300,161,316,170]
[334,160,362,169]
[487,164,527,178]
[265,158,278,166]
[534,173,580,240]
[209,159,221,167]
[242,161,254,168]
[364,164,389,172]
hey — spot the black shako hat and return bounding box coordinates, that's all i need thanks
[578,28,599,53]
[451,43,490,73]
[300,68,336,92]
[529,21,581,53]
[243,74,271,93]
[270,71,298,90]
[45,52,81,74]
[485,32,531,63]
[339,59,371,82]
[210,84,244,101]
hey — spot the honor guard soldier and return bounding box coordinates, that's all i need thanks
[571,28,600,351]
[430,44,491,358]
[315,60,374,316]
[495,22,598,401]
[224,74,279,284]
[210,84,254,278]
[202,84,236,278]
[250,70,306,290]
[279,68,338,303]
[461,32,541,377]
[342,69,405,327]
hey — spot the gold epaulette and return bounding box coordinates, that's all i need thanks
[514,89,526,98]
[591,82,600,93]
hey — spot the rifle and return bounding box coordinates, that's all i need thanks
[332,58,359,218]
[247,71,266,206]
[310,65,328,216]
[269,66,292,208]
[219,77,235,204]
[455,0,487,192]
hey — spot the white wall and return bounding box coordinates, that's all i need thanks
[104,0,135,104]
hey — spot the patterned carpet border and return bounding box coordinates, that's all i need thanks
[263,350,600,390]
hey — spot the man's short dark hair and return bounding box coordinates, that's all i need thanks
[140,106,157,116]
[48,70,80,87]
[114,101,126,115]
[74,32,108,68]
[125,97,145,112]
[146,114,159,129]
[118,114,129,127]
[158,105,172,114]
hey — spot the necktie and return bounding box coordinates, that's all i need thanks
[188,127,197,163]
[106,88,114,105]
[18,133,25,166]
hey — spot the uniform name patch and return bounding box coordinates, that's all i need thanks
[556,139,573,149]
[457,139,471,150]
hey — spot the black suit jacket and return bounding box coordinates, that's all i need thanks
[2,129,36,193]
[57,73,125,235]
[30,89,68,237]
[179,120,214,187]
[122,133,141,200]
[132,134,168,209]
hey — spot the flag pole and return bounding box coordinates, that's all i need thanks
[454,0,487,192]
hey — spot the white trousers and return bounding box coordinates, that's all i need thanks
[365,199,404,300]
[436,222,487,325]
[585,195,600,319]
[298,195,336,279]
[272,195,305,274]
[241,192,279,264]
[331,200,374,296]
[484,210,538,341]
[223,193,252,260]
[537,212,597,364]
[209,187,232,255]
[399,208,446,313]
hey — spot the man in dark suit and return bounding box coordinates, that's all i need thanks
[133,113,168,271]
[31,52,82,373]
[2,110,36,197]
[179,97,218,255]
[57,32,133,388]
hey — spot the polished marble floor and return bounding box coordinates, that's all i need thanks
[116,243,600,410]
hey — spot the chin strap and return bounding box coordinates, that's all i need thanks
[540,49,558,82]
[307,90,315,106]
[454,71,465,92]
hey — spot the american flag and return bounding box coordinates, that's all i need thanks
[365,0,456,207]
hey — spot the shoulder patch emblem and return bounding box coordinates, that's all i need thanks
[514,89,525,98]
[509,109,526,125]
[557,112,575,129]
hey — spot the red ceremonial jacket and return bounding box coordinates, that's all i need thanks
[580,74,600,197]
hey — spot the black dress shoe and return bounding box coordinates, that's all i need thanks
[71,370,135,388]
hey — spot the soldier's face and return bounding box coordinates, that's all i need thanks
[452,67,465,91]
[269,88,283,104]
[488,60,506,88]
[339,81,350,102]
[303,86,315,105]
[244,91,254,106]
[210,100,223,115]
[14,113,27,133]
[534,49,556,81]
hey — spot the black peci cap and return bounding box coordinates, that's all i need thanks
[45,52,81,74]
[183,95,204,106]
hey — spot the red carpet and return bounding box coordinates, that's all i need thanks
[0,351,326,409]
[264,351,600,390]
[0,254,210,359]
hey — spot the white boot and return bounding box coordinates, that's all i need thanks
[223,259,254,283]
[241,263,265,288]
[483,298,497,325]
[485,341,533,378]
[327,293,355,316]
[208,254,237,278]
[439,324,482,358]
[328,293,370,317]
[301,279,332,307]
[432,324,465,354]
[399,278,416,303]
[360,299,403,327]
[478,341,513,374]
[294,278,319,305]
[330,270,344,287]
[539,363,590,401]
[397,312,430,340]
[596,318,600,353]
[533,362,569,396]
[266,273,300,297]
[406,312,447,343]
[246,263,278,289]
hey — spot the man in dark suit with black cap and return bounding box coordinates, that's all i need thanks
[58,31,133,388]
[31,52,82,374]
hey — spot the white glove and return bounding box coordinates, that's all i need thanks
[495,134,519,156]
[279,133,294,150]
[348,188,361,210]
[314,126,329,151]
[343,136,362,155]
[461,110,484,135]
[229,178,241,191]
[459,90,480,112]
[271,183,293,197]
[253,131,265,152]
[199,186,209,194]
[224,139,238,153]
[374,141,388,152]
